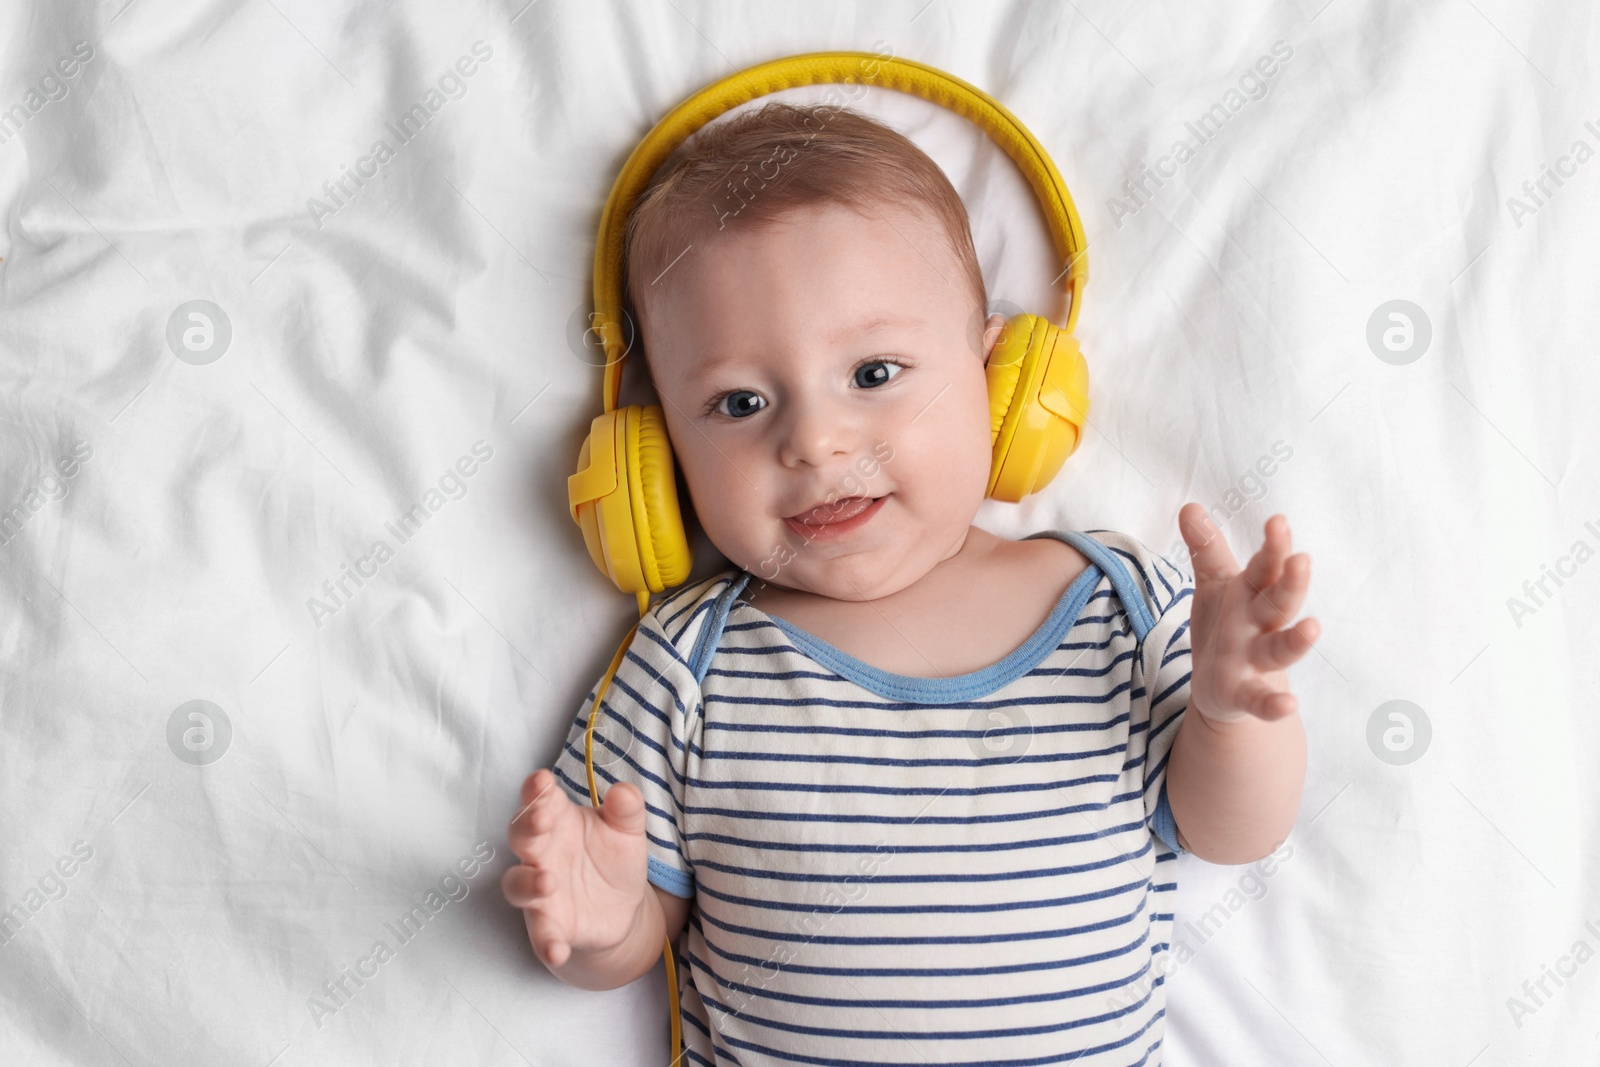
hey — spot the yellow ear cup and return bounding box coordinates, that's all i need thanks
[567,404,692,595]
[985,313,1090,502]
[628,404,692,591]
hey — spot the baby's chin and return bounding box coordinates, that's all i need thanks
[746,543,935,603]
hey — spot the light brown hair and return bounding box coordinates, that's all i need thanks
[622,102,987,345]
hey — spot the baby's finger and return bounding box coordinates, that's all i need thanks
[529,906,574,968]
[541,937,571,969]
[1261,690,1298,720]
[502,864,543,908]
[507,813,564,866]
[503,863,565,908]
[1247,617,1320,672]
[510,772,568,838]
[1234,677,1297,721]
[1241,515,1290,591]
[1250,553,1311,629]
[1179,503,1240,583]
[515,768,560,820]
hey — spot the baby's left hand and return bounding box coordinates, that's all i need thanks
[1177,504,1320,726]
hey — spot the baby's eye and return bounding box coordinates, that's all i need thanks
[854,360,904,389]
[715,390,767,418]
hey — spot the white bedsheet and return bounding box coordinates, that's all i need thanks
[2,1,1595,1064]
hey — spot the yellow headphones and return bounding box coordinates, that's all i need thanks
[567,50,1091,612]
[564,50,1092,1060]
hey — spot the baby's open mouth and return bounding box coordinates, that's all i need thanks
[784,495,886,529]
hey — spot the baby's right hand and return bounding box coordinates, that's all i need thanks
[501,768,649,969]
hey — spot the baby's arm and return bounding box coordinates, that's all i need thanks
[502,770,691,990]
[1165,507,1318,865]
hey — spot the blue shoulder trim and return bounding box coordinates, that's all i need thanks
[1025,530,1157,641]
[648,856,695,898]
[1151,780,1185,855]
[687,571,754,685]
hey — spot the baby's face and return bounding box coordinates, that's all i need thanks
[638,200,1001,602]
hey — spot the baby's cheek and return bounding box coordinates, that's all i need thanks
[898,404,992,500]
[691,480,770,568]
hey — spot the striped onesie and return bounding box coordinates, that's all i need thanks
[551,528,1194,1066]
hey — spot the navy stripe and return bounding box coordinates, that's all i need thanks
[681,789,1144,825]
[703,666,846,682]
[702,947,1158,1011]
[671,596,718,643]
[1150,705,1185,748]
[717,613,1125,656]
[700,710,1132,741]
[1151,667,1190,710]
[698,892,1153,948]
[1157,584,1193,622]
[694,920,1154,980]
[1028,647,1139,677]
[677,770,1125,797]
[691,873,1156,917]
[617,647,690,718]
[690,836,1155,887]
[716,642,810,657]
[702,683,1135,713]
[1054,628,1135,652]
[1109,544,1165,611]
[1146,746,1176,795]
[685,816,1147,856]
[695,966,1160,1039]
[639,622,694,671]
[558,730,683,805]
[683,739,1132,770]
[711,1015,1164,1067]
[551,763,689,865]
[662,583,714,630]
[556,740,688,825]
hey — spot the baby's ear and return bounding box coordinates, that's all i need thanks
[980,313,1009,366]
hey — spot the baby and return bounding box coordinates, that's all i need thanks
[503,102,1318,1064]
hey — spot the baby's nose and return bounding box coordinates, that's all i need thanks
[777,400,858,468]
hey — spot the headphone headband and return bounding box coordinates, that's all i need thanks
[591,50,1089,412]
